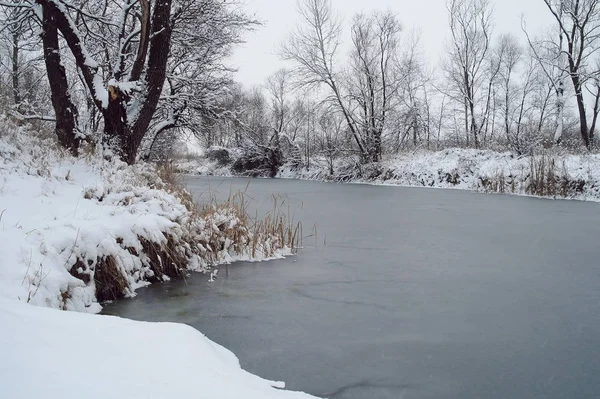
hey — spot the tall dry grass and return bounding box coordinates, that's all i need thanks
[200,191,302,260]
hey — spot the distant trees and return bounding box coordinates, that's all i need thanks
[176,0,600,177]
[346,11,402,161]
[393,31,431,150]
[1,0,600,171]
[280,0,403,162]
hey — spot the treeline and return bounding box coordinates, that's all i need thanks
[0,0,599,172]
[188,0,600,177]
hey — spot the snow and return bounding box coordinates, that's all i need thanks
[0,120,317,398]
[94,74,109,108]
[108,78,140,95]
[0,298,316,399]
[371,149,600,200]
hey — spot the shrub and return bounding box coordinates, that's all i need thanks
[206,147,232,166]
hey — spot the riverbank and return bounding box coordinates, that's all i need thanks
[0,122,297,312]
[179,147,600,202]
[0,120,313,398]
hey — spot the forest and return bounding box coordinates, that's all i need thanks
[0,0,599,176]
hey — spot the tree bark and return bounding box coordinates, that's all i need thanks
[11,31,20,106]
[127,0,174,164]
[570,73,590,149]
[41,8,80,155]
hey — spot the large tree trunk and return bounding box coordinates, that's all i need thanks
[126,0,173,164]
[37,0,172,164]
[571,74,590,149]
[41,8,80,155]
[11,31,20,106]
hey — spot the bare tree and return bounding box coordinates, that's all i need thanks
[143,0,258,160]
[496,34,523,145]
[444,0,494,148]
[346,11,402,161]
[316,105,344,175]
[266,68,293,137]
[281,0,401,163]
[280,0,367,157]
[0,0,254,163]
[523,22,568,144]
[541,0,600,148]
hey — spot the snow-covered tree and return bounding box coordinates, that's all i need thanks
[540,0,600,149]
[0,0,255,163]
[444,0,494,148]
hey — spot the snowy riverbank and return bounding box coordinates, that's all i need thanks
[0,123,294,312]
[180,147,600,202]
[0,298,316,399]
[0,121,315,398]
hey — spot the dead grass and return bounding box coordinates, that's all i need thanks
[93,255,130,302]
[69,233,188,302]
[139,234,187,282]
[480,171,506,194]
[156,162,197,212]
[478,153,588,198]
[526,154,580,197]
[199,191,302,262]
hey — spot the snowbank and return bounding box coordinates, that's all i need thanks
[182,147,600,202]
[0,298,316,399]
[0,121,292,313]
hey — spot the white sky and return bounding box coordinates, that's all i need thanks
[230,0,554,88]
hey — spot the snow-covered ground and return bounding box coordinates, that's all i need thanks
[182,147,600,202]
[0,121,316,398]
[0,298,316,399]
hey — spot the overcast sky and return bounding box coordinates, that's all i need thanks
[230,0,554,88]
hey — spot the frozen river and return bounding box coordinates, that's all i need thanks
[103,177,600,398]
